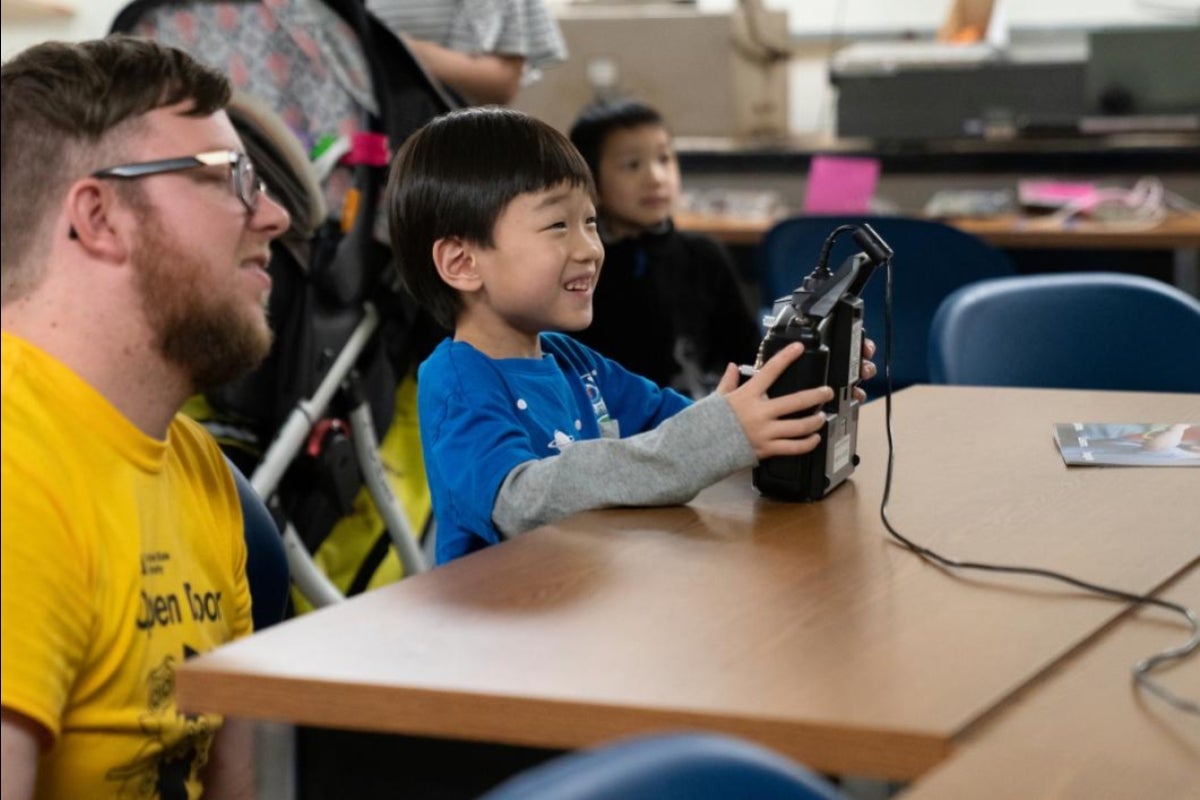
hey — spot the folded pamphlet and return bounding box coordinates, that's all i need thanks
[1054,423,1200,467]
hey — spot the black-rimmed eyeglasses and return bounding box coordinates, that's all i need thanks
[91,150,264,213]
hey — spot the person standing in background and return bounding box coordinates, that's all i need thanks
[368,0,567,104]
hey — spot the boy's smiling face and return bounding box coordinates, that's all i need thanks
[596,123,681,239]
[450,181,604,358]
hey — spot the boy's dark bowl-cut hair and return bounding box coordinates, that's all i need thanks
[387,107,596,330]
[568,98,665,178]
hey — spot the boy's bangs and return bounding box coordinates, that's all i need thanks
[513,130,595,199]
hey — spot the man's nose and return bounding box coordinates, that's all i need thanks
[252,192,291,238]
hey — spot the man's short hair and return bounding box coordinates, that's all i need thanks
[0,35,231,302]
[386,107,596,330]
[568,99,666,179]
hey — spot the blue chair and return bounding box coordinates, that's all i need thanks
[476,732,845,800]
[228,458,290,630]
[757,215,1016,393]
[929,272,1200,393]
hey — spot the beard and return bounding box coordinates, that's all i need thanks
[132,214,273,392]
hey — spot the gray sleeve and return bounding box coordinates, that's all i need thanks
[492,393,756,538]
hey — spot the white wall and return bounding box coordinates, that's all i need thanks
[697,0,1199,36]
[7,0,1193,60]
[1,0,128,61]
[4,0,1195,135]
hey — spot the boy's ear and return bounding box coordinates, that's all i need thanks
[431,236,482,292]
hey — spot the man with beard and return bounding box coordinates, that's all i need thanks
[0,36,289,800]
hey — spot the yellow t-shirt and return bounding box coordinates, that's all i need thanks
[1,332,253,800]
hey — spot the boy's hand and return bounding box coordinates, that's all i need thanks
[855,336,878,402]
[716,343,833,461]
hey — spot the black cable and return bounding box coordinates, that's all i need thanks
[815,224,859,277]
[875,256,1200,716]
[755,225,858,370]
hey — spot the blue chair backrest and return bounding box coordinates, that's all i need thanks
[929,272,1200,393]
[228,458,290,630]
[476,732,845,800]
[757,215,1016,392]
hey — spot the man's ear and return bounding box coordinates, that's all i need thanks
[432,236,482,292]
[64,179,130,264]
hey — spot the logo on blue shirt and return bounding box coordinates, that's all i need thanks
[580,370,612,425]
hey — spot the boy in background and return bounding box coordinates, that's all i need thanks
[569,99,761,398]
[386,107,870,564]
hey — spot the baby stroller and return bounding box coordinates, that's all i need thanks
[111,0,457,609]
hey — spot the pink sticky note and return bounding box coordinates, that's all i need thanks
[1017,179,1099,210]
[802,155,881,214]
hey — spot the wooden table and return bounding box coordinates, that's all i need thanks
[901,564,1200,799]
[674,209,1200,250]
[177,386,1200,782]
[673,209,778,246]
[947,212,1200,250]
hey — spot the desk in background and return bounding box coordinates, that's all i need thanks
[947,212,1200,250]
[673,209,1200,250]
[953,213,1200,297]
[177,386,1200,787]
[676,132,1200,296]
[674,209,1200,296]
[675,133,1200,207]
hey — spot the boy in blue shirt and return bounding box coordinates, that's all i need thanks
[386,107,870,564]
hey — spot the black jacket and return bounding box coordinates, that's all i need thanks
[577,220,761,396]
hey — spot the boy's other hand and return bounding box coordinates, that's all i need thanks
[855,336,877,402]
[716,343,833,461]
